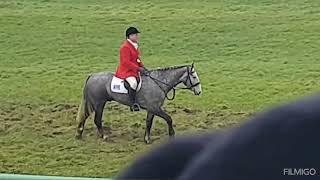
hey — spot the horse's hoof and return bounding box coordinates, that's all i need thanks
[130,104,140,112]
[169,133,175,139]
[75,134,82,140]
[144,137,151,144]
[102,135,108,141]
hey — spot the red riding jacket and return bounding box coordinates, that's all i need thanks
[115,40,144,79]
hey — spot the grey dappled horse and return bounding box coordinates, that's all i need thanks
[75,63,202,143]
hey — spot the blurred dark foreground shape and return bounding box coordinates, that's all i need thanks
[117,94,320,180]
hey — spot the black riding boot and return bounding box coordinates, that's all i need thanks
[128,87,140,111]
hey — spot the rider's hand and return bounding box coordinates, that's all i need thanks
[139,67,149,75]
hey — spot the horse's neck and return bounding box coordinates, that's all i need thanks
[153,67,187,92]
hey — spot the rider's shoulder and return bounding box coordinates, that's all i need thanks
[120,40,130,47]
[120,41,131,50]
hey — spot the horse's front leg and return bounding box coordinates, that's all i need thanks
[154,108,175,138]
[144,111,155,144]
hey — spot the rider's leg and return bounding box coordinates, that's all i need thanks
[125,76,140,111]
[126,77,138,90]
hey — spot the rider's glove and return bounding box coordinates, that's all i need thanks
[139,67,149,76]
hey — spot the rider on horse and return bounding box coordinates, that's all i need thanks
[115,27,149,112]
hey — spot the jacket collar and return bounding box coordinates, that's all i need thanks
[127,39,138,50]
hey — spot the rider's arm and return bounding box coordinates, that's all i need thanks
[120,47,140,70]
[137,49,144,67]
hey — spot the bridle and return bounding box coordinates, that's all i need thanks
[185,66,201,89]
[145,66,201,100]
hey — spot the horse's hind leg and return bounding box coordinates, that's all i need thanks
[94,101,107,140]
[75,100,91,139]
[144,111,155,144]
[76,116,88,139]
[154,109,175,138]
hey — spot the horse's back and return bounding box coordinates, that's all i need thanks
[90,71,114,78]
[85,71,114,91]
[87,71,114,82]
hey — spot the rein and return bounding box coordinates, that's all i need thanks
[146,74,176,100]
[145,66,200,100]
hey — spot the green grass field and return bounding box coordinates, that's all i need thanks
[1,0,320,178]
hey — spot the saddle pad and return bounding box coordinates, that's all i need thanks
[110,76,142,94]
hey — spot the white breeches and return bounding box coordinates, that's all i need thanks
[126,76,138,90]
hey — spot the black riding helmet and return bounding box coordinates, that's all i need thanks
[126,27,140,38]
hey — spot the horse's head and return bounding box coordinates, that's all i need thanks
[182,63,202,95]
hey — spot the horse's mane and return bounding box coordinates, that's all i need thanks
[150,65,189,72]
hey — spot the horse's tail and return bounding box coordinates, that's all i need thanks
[76,75,94,122]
